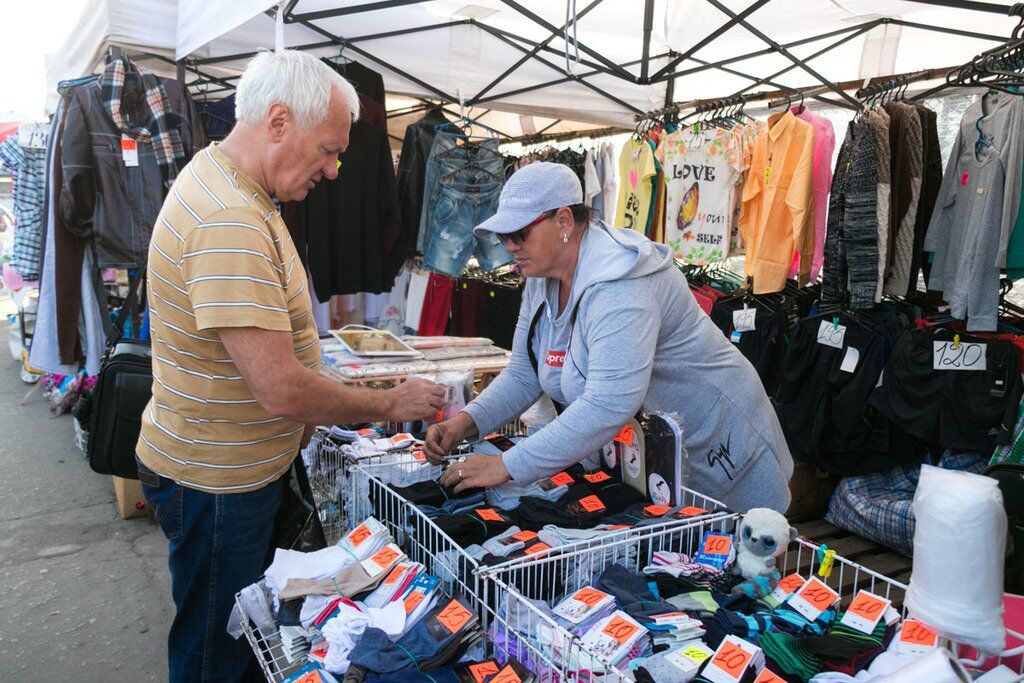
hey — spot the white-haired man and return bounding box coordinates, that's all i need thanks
[136,50,444,681]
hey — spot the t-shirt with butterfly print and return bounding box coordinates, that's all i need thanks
[656,125,744,264]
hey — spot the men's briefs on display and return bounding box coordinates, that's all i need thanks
[872,328,1023,452]
[710,300,783,397]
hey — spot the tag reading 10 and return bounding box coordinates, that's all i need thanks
[788,577,839,620]
[707,640,754,682]
[602,615,640,644]
[839,590,890,634]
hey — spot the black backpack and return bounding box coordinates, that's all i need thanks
[86,268,152,479]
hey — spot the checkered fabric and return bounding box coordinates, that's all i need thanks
[826,450,987,556]
[992,397,1024,467]
[0,133,46,280]
[99,55,185,186]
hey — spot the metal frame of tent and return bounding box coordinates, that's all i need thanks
[170,0,1023,142]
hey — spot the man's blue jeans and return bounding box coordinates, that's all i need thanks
[137,458,284,682]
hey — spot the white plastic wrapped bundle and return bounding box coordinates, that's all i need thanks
[905,465,1006,655]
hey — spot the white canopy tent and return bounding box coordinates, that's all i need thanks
[174,0,1021,141]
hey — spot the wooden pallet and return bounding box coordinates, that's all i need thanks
[790,519,913,608]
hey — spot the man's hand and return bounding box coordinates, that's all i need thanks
[439,453,511,493]
[384,378,445,422]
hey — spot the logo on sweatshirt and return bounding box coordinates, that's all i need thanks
[545,350,566,367]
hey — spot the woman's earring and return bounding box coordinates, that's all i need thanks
[562,234,569,243]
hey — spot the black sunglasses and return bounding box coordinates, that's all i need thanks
[497,210,556,246]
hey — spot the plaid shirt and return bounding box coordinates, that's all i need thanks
[826,450,987,556]
[992,397,1024,466]
[99,55,185,186]
[0,125,48,280]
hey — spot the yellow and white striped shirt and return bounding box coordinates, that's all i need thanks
[136,143,320,493]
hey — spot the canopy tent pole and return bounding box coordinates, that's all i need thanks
[640,0,656,82]
[288,0,436,23]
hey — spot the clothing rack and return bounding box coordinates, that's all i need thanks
[500,125,627,147]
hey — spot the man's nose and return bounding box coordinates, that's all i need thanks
[324,159,339,181]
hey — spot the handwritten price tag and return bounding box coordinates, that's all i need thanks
[360,544,402,577]
[404,591,426,614]
[524,542,551,555]
[789,577,839,620]
[584,471,612,483]
[754,670,787,683]
[704,637,758,683]
[933,341,987,371]
[644,504,672,517]
[666,643,713,672]
[840,590,890,634]
[490,665,523,683]
[817,320,847,349]
[897,619,939,655]
[703,534,732,555]
[603,615,640,644]
[770,573,806,603]
[572,588,611,607]
[476,508,505,522]
[347,523,372,547]
[733,307,757,332]
[549,471,575,487]
[675,505,708,518]
[511,530,538,542]
[578,495,606,513]
[436,599,473,634]
[468,661,500,683]
[383,564,407,585]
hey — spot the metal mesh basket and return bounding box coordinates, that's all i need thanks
[481,514,1024,681]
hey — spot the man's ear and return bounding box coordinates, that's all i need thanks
[266,103,289,141]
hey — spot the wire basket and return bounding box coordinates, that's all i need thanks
[236,580,308,682]
[480,514,1024,681]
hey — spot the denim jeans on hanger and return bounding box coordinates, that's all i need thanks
[418,132,504,254]
[424,178,511,276]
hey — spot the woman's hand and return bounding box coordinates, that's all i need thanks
[423,413,479,465]
[439,454,511,493]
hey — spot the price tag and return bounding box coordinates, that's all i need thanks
[840,590,890,634]
[602,615,641,644]
[704,636,759,683]
[733,307,757,332]
[549,471,575,487]
[511,530,538,542]
[897,619,939,655]
[769,573,806,603]
[933,341,987,371]
[347,522,372,547]
[436,599,473,634]
[584,471,612,483]
[602,524,632,530]
[675,505,708,518]
[788,577,839,621]
[704,533,732,555]
[553,587,613,624]
[403,590,426,614]
[524,542,551,555]
[390,433,414,447]
[644,504,672,517]
[295,672,322,683]
[120,135,139,167]
[578,495,606,513]
[754,670,787,683]
[360,544,402,577]
[490,665,523,683]
[468,661,500,683]
[665,643,714,672]
[817,320,847,349]
[383,563,408,585]
[613,425,636,444]
[764,166,772,184]
[476,508,506,522]
[412,450,426,461]
[572,587,612,608]
[840,346,860,373]
[731,330,742,344]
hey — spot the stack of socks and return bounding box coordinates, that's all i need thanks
[552,586,618,635]
[636,640,715,682]
[361,562,423,608]
[576,611,651,673]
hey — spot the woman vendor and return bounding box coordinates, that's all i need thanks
[425,162,793,512]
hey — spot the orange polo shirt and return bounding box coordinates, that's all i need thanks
[739,111,815,293]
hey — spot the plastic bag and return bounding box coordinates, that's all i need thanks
[905,465,1006,655]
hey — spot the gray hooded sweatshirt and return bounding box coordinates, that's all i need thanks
[462,222,793,513]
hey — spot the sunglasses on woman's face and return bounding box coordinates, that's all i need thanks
[497,211,554,246]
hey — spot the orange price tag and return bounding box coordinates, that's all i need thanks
[709,640,754,680]
[370,546,400,568]
[348,523,372,547]
[549,471,575,487]
[675,505,708,518]
[603,524,631,530]
[436,599,473,634]
[524,542,551,555]
[476,508,505,522]
[572,588,610,607]
[512,530,538,542]
[120,137,137,151]
[777,573,806,594]
[490,665,523,683]
[848,591,887,618]
[404,591,426,614]
[703,534,732,555]
[383,565,406,585]
[612,425,635,444]
[295,673,321,683]
[899,619,938,649]
[602,615,640,644]
[789,577,839,620]
[644,504,671,517]
[584,471,612,483]
[468,661,500,683]
[755,669,787,683]
[412,450,426,461]
[579,495,606,513]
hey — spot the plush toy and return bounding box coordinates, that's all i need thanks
[734,507,797,581]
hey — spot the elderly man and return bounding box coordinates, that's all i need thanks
[136,50,444,681]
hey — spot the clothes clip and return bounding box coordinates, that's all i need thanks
[817,546,836,579]
[832,316,839,331]
[953,334,961,350]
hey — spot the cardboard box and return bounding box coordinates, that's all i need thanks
[112,476,151,520]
